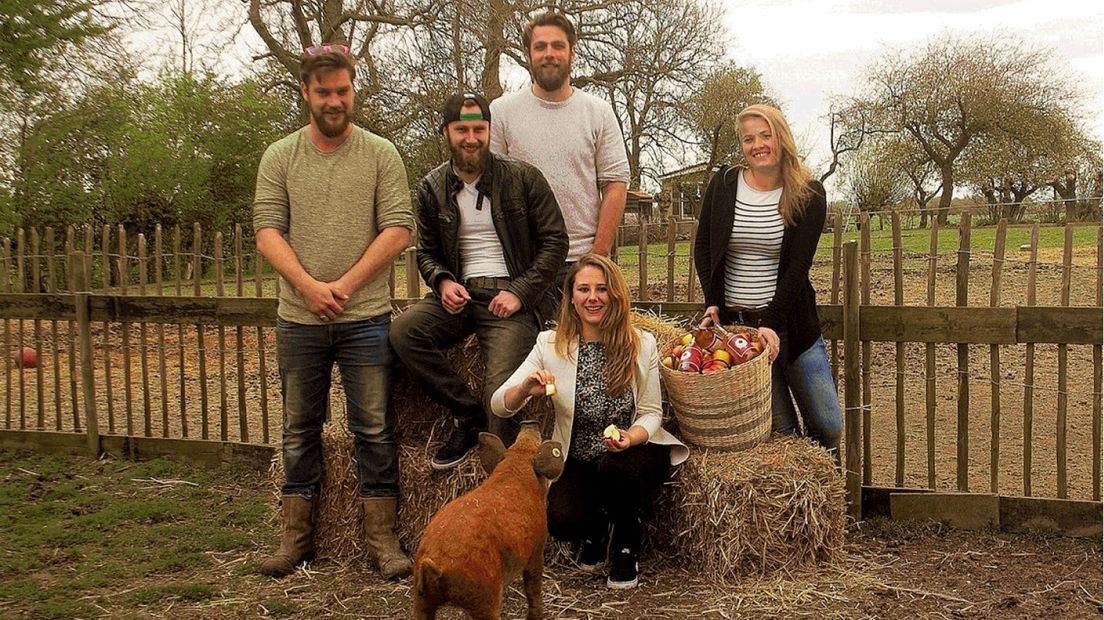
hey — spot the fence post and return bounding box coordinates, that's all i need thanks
[955,212,972,492]
[73,251,99,458]
[638,219,648,299]
[843,240,861,522]
[404,247,419,299]
[666,217,676,302]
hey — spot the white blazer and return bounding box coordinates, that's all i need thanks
[491,328,689,467]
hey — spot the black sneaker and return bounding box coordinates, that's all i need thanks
[576,533,609,572]
[431,421,480,470]
[606,546,639,589]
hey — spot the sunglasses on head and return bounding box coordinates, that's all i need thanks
[303,44,350,56]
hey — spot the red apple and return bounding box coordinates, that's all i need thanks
[702,360,728,374]
[15,346,37,369]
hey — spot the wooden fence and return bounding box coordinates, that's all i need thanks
[0,216,1102,509]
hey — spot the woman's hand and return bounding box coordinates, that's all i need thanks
[603,427,631,452]
[603,425,647,452]
[759,326,780,363]
[520,369,556,397]
[700,306,721,328]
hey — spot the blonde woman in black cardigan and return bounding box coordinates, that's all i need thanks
[693,104,842,455]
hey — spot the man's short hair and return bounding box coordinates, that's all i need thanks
[300,50,356,86]
[522,11,577,52]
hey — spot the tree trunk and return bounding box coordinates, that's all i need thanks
[479,4,506,100]
[936,168,954,225]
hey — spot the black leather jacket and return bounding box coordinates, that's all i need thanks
[415,153,568,324]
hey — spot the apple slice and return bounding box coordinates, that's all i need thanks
[544,382,557,396]
[603,424,621,441]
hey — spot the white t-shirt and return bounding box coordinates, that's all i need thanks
[456,178,509,279]
[724,172,784,308]
[490,88,630,260]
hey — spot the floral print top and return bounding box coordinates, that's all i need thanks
[570,342,634,462]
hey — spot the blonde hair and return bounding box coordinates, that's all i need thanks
[554,254,639,396]
[737,104,813,226]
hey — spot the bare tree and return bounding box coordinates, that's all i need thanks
[247,0,438,93]
[854,34,1084,226]
[841,138,909,229]
[819,99,888,184]
[684,64,775,173]
[962,102,1086,223]
[245,0,726,190]
[575,0,725,189]
[1050,139,1103,222]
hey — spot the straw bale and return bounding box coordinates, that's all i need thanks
[270,310,845,577]
[647,435,845,581]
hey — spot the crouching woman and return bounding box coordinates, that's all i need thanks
[491,253,688,589]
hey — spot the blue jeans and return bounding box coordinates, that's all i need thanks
[276,314,398,498]
[771,332,843,454]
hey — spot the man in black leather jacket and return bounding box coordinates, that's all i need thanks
[390,93,568,470]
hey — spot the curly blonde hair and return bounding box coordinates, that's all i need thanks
[554,254,639,396]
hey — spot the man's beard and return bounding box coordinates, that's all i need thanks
[531,60,570,92]
[311,106,350,138]
[451,141,489,175]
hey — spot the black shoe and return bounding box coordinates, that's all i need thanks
[431,421,480,470]
[576,532,609,572]
[606,546,639,589]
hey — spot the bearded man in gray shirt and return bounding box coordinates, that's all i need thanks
[253,46,414,581]
[490,11,630,284]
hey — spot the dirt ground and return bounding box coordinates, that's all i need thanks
[2,449,1099,619]
[219,521,1103,619]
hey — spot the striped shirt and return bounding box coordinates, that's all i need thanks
[724,174,784,308]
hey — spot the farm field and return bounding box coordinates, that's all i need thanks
[0,449,1100,619]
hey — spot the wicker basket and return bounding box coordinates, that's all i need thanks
[659,326,771,451]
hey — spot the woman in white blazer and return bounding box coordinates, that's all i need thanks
[491,254,688,590]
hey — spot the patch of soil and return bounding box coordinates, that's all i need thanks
[149,520,1102,619]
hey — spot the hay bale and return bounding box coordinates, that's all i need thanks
[648,435,845,580]
[268,311,680,563]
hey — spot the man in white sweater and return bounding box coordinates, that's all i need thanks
[490,11,630,284]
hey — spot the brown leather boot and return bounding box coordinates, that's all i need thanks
[360,496,412,580]
[260,495,316,577]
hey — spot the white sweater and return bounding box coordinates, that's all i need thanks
[491,328,689,467]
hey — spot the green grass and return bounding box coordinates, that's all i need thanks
[814,221,1100,258]
[0,450,269,618]
[611,221,1100,270]
[125,583,217,605]
[60,221,1102,301]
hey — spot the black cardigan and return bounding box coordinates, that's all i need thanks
[693,165,827,364]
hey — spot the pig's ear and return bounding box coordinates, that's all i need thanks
[478,432,507,474]
[532,441,565,481]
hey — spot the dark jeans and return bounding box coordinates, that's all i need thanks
[276,314,399,498]
[389,292,539,442]
[547,444,671,550]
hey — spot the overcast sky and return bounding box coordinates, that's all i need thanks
[724,0,1104,178]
